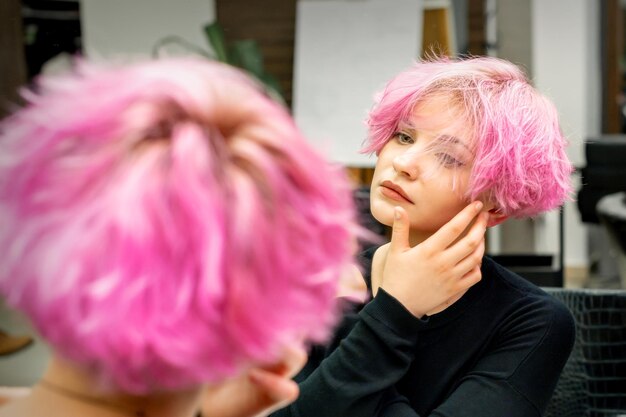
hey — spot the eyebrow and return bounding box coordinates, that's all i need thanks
[435,134,472,154]
[396,123,473,154]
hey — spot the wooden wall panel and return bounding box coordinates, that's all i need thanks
[216,0,296,108]
[345,167,376,188]
[0,0,27,118]
[467,0,486,56]
[422,8,452,57]
[603,0,622,133]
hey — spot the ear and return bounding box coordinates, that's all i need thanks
[486,208,508,228]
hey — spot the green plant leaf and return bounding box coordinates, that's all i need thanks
[203,21,229,63]
[229,40,264,77]
[201,20,286,104]
[258,73,283,97]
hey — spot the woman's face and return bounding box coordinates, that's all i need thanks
[370,97,475,245]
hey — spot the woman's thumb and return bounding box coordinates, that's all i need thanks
[389,206,410,253]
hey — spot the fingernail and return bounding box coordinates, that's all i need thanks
[394,207,401,220]
[474,201,483,210]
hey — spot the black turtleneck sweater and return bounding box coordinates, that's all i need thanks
[270,247,575,417]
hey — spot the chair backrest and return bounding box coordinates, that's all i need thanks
[596,192,626,289]
[577,136,626,224]
[543,288,626,417]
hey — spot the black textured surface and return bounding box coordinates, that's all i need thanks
[544,288,626,417]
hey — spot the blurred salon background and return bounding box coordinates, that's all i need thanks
[1,2,625,410]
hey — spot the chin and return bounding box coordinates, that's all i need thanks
[370,201,394,227]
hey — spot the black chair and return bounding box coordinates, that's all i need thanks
[577,136,626,225]
[577,136,626,288]
[544,288,626,417]
[596,192,626,288]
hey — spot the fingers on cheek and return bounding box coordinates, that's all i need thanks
[460,266,480,281]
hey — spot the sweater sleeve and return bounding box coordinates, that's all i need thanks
[270,289,428,417]
[275,279,575,417]
[376,387,420,417]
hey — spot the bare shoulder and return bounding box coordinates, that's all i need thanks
[372,244,389,269]
[337,263,368,302]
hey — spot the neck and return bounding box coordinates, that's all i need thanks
[408,230,433,248]
[28,356,204,417]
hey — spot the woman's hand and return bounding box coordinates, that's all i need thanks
[379,202,488,318]
[200,346,307,417]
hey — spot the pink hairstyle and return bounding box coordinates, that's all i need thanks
[363,56,573,217]
[0,58,358,394]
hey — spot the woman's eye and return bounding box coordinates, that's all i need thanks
[436,153,464,168]
[393,132,414,144]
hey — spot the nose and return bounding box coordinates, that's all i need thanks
[392,148,420,179]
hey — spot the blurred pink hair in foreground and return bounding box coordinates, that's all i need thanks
[0,58,358,394]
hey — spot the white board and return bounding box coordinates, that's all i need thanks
[81,0,215,60]
[293,0,423,166]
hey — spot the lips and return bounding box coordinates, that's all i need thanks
[379,180,414,204]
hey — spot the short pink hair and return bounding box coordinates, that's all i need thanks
[363,56,573,217]
[0,58,358,393]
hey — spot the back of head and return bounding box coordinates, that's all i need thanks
[0,58,358,394]
[364,56,573,217]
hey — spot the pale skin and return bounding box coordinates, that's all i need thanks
[0,356,204,417]
[372,204,488,318]
[200,346,307,417]
[0,349,306,417]
[366,97,508,319]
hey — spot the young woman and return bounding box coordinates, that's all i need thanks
[271,56,576,417]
